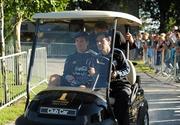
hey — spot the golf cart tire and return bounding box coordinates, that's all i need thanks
[16,116,32,125]
[136,75,141,84]
[137,100,149,125]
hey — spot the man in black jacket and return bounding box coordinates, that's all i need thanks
[94,21,135,125]
[95,32,131,125]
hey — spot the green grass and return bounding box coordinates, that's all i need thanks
[0,72,27,103]
[0,100,25,125]
[0,71,46,105]
[0,83,47,125]
[134,60,155,74]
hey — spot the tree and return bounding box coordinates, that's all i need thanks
[0,0,4,57]
[3,0,69,85]
[67,0,125,11]
[0,0,9,103]
[139,0,180,33]
[4,0,69,53]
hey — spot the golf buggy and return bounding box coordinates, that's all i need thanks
[16,10,149,125]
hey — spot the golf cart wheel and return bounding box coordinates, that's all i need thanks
[137,101,149,125]
[16,115,27,125]
[16,115,34,125]
[136,75,141,84]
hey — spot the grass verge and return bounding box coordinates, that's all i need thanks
[0,83,47,125]
[134,60,155,74]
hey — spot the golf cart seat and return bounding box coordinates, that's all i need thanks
[126,59,136,85]
[110,59,139,105]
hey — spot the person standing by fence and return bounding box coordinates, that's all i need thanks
[152,34,159,69]
[163,33,173,71]
[155,33,166,73]
[142,33,148,64]
[142,32,153,66]
[134,32,143,60]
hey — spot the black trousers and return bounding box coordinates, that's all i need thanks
[110,84,131,125]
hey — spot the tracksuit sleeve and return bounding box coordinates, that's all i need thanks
[115,49,130,77]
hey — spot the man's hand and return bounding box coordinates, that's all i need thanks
[48,74,60,87]
[125,33,134,44]
[88,67,96,76]
[79,85,86,88]
[111,71,117,79]
[65,75,75,83]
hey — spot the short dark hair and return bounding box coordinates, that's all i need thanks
[74,32,89,41]
[95,21,108,29]
[96,32,111,42]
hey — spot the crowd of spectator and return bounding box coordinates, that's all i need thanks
[131,26,180,81]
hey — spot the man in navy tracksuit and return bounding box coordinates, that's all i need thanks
[62,51,96,87]
[48,32,97,88]
[62,32,97,87]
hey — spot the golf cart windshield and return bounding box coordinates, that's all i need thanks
[35,19,114,89]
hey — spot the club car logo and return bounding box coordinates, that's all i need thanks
[40,107,77,116]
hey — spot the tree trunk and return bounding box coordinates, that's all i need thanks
[14,16,22,53]
[0,0,9,103]
[0,0,5,57]
[14,15,23,85]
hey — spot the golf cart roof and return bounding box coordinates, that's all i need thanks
[33,10,142,26]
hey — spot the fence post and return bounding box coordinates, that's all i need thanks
[44,48,47,81]
[174,52,176,81]
[1,59,9,103]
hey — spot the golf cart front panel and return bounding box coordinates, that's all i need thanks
[24,89,113,125]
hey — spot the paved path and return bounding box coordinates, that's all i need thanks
[140,72,180,125]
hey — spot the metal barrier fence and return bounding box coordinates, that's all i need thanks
[21,42,76,57]
[0,47,47,110]
[141,47,180,82]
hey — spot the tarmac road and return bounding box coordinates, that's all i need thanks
[140,73,180,125]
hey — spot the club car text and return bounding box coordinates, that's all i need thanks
[40,107,77,116]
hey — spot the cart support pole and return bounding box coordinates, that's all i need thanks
[25,19,40,110]
[125,25,130,59]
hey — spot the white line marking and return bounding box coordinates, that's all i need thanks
[150,119,180,123]
[174,110,180,113]
[149,107,180,112]
[149,101,180,104]
[145,89,179,92]
[148,98,180,102]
